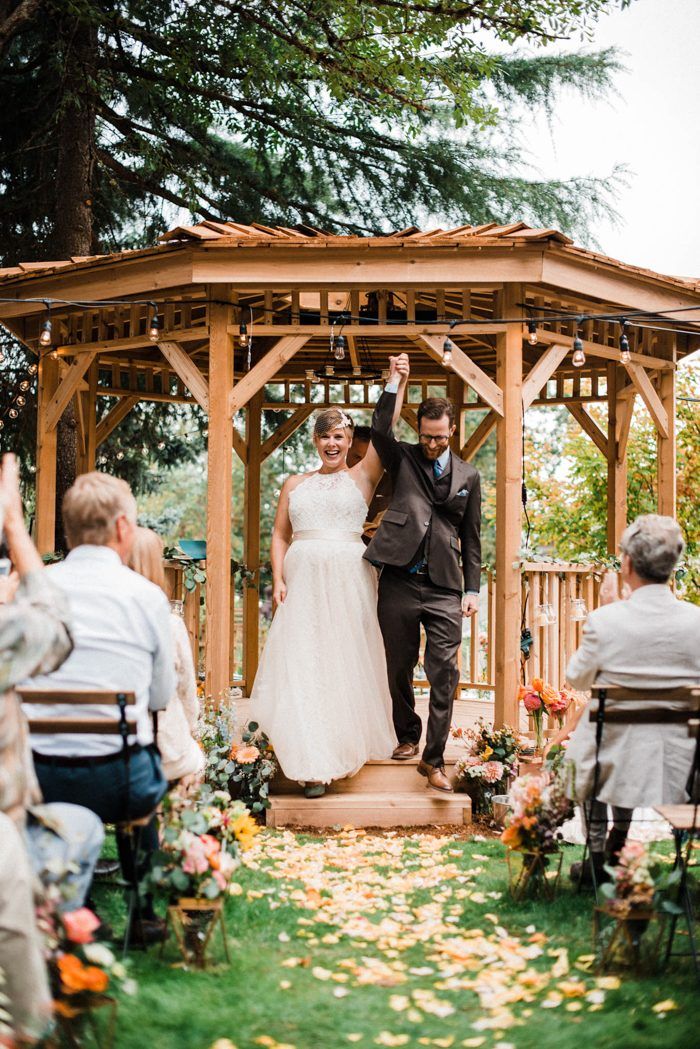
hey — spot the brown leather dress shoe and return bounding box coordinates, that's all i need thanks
[391,742,419,760]
[417,761,453,793]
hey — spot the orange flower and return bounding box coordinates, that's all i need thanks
[540,684,559,708]
[501,824,522,849]
[532,677,544,693]
[57,953,109,995]
[230,744,260,764]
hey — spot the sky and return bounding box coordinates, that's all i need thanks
[522,0,700,278]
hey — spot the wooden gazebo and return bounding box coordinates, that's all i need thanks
[1,220,699,727]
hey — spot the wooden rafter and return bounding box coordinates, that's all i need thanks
[43,352,97,433]
[56,325,209,357]
[615,391,636,460]
[158,340,209,412]
[229,335,310,414]
[346,333,360,370]
[412,334,504,416]
[260,405,314,460]
[623,362,669,437]
[566,403,608,456]
[232,426,247,463]
[95,395,139,446]
[521,343,570,410]
[400,406,419,432]
[461,409,498,460]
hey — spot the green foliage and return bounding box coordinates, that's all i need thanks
[0,0,630,265]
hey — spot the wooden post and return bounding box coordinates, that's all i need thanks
[494,285,523,727]
[657,335,677,518]
[243,390,263,693]
[35,353,60,553]
[76,361,98,475]
[446,372,465,453]
[606,363,628,553]
[205,289,234,704]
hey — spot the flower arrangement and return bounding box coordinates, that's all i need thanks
[518,678,575,750]
[501,771,573,856]
[452,720,525,815]
[38,903,136,1021]
[601,841,681,918]
[151,784,259,902]
[197,695,277,814]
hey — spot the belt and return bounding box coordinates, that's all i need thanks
[408,560,429,576]
[32,744,144,768]
[293,530,363,543]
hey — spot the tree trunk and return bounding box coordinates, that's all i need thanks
[50,17,97,550]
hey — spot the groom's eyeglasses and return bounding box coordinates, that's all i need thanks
[419,434,450,445]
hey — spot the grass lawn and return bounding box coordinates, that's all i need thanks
[97,829,697,1049]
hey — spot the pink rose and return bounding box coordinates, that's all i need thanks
[63,908,101,945]
[522,691,542,713]
[182,838,209,875]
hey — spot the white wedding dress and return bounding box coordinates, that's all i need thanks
[250,471,397,783]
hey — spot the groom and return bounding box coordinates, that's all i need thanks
[364,370,481,793]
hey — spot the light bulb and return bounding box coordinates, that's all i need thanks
[333,333,347,360]
[15,395,26,407]
[0,420,4,430]
[116,451,125,460]
[39,319,52,346]
[239,321,249,348]
[19,380,30,391]
[0,351,4,363]
[442,336,455,365]
[527,320,538,346]
[28,363,37,374]
[148,311,160,341]
[572,334,585,368]
[620,335,631,364]
[8,408,18,419]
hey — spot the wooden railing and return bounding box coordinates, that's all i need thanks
[164,558,603,699]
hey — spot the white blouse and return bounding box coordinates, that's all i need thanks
[157,613,205,782]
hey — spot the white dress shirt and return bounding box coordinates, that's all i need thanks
[27,545,175,757]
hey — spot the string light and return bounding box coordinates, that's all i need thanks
[19,380,30,390]
[333,332,347,361]
[8,408,18,419]
[28,363,37,374]
[239,319,249,348]
[148,303,161,341]
[619,319,631,364]
[442,336,455,365]
[15,395,26,407]
[39,302,52,347]
[572,328,586,368]
[527,319,538,346]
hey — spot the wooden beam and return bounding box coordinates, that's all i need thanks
[226,323,509,339]
[494,286,523,728]
[260,405,314,460]
[413,334,504,416]
[623,362,669,438]
[461,409,498,460]
[55,325,209,357]
[205,289,234,703]
[521,342,570,410]
[95,395,139,447]
[446,373,465,454]
[243,391,263,693]
[535,328,673,370]
[158,340,210,412]
[43,352,97,433]
[400,406,419,433]
[657,335,677,517]
[34,354,60,553]
[229,335,309,414]
[232,425,247,463]
[607,364,628,553]
[566,403,608,457]
[346,333,360,370]
[76,361,98,474]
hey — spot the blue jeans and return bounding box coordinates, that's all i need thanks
[26,803,104,911]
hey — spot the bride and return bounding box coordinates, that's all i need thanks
[250,354,410,797]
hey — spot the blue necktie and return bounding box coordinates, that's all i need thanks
[433,458,443,479]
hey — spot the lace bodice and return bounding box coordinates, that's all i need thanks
[288,471,367,533]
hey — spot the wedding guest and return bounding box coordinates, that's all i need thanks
[128,527,204,786]
[26,472,174,942]
[564,514,700,884]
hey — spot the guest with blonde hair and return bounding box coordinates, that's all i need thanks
[128,527,204,785]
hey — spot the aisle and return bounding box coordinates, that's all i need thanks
[113,830,697,1049]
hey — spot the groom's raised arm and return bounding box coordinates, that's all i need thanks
[370,386,402,471]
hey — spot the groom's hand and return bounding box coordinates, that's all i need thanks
[461,594,479,618]
[387,353,410,386]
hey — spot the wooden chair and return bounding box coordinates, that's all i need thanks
[18,688,158,955]
[579,685,700,901]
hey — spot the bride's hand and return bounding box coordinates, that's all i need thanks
[273,581,287,610]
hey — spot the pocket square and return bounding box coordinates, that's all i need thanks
[457,487,469,496]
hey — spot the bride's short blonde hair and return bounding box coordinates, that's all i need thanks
[313,408,354,438]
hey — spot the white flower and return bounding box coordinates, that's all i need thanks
[83,943,116,968]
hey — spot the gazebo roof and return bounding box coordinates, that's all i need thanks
[1,220,698,298]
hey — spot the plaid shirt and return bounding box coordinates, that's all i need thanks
[0,571,72,827]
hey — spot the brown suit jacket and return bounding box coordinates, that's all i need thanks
[363,391,482,593]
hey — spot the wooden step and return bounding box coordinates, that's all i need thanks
[267,790,472,829]
[271,757,461,796]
